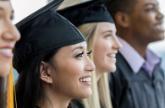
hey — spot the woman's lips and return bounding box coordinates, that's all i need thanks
[79,76,92,86]
[0,48,13,58]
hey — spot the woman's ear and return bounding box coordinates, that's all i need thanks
[40,61,53,84]
[115,11,130,28]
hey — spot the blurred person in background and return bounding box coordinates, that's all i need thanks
[106,0,165,108]
[0,0,20,108]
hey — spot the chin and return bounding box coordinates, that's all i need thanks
[0,63,11,77]
[158,33,165,40]
[77,89,92,99]
[152,32,165,41]
[108,65,116,73]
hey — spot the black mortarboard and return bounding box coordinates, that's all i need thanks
[14,0,85,72]
[58,0,114,27]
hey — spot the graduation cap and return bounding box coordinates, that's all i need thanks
[14,0,85,72]
[58,0,114,27]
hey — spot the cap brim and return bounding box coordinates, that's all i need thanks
[16,0,63,29]
[58,0,106,11]
[58,0,113,26]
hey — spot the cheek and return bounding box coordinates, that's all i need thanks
[93,41,108,65]
[0,21,4,28]
[137,14,154,29]
[0,21,8,34]
[54,60,83,86]
[53,63,79,83]
[93,39,116,71]
[93,40,110,58]
[62,60,84,75]
[52,61,90,98]
[93,43,104,62]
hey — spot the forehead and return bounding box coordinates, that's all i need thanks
[59,42,87,53]
[96,22,116,32]
[136,0,158,7]
[0,1,12,11]
[53,41,87,58]
[65,41,87,51]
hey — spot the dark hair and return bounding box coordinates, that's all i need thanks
[0,77,6,108]
[106,0,137,20]
[14,48,59,108]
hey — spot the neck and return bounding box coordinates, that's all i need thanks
[118,31,148,58]
[38,86,71,108]
[96,69,105,82]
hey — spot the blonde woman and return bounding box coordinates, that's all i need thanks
[59,0,122,108]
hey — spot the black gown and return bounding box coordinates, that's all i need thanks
[109,53,165,108]
[69,100,84,108]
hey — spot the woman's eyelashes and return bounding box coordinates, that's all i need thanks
[10,14,14,20]
[103,33,113,39]
[87,50,92,57]
[75,51,84,59]
[74,50,92,59]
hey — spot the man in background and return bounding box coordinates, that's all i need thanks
[106,0,165,108]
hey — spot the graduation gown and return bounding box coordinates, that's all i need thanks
[69,100,84,108]
[109,53,165,108]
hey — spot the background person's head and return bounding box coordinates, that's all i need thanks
[79,22,121,73]
[106,0,164,46]
[0,0,20,77]
[59,0,122,74]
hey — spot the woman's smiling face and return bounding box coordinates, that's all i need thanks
[0,1,20,77]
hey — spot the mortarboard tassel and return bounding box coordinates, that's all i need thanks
[6,65,14,108]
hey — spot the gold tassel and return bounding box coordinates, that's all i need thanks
[7,65,14,108]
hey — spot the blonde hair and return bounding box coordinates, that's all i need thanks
[78,23,113,108]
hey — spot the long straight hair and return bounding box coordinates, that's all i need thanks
[78,23,113,108]
[0,77,7,108]
[14,48,59,108]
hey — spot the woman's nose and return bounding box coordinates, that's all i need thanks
[85,56,96,73]
[112,35,122,50]
[2,21,20,42]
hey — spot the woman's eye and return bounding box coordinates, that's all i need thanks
[87,50,92,57]
[75,52,84,58]
[104,34,112,39]
[10,14,14,20]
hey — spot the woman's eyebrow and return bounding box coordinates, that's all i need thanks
[102,30,113,34]
[72,46,84,52]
